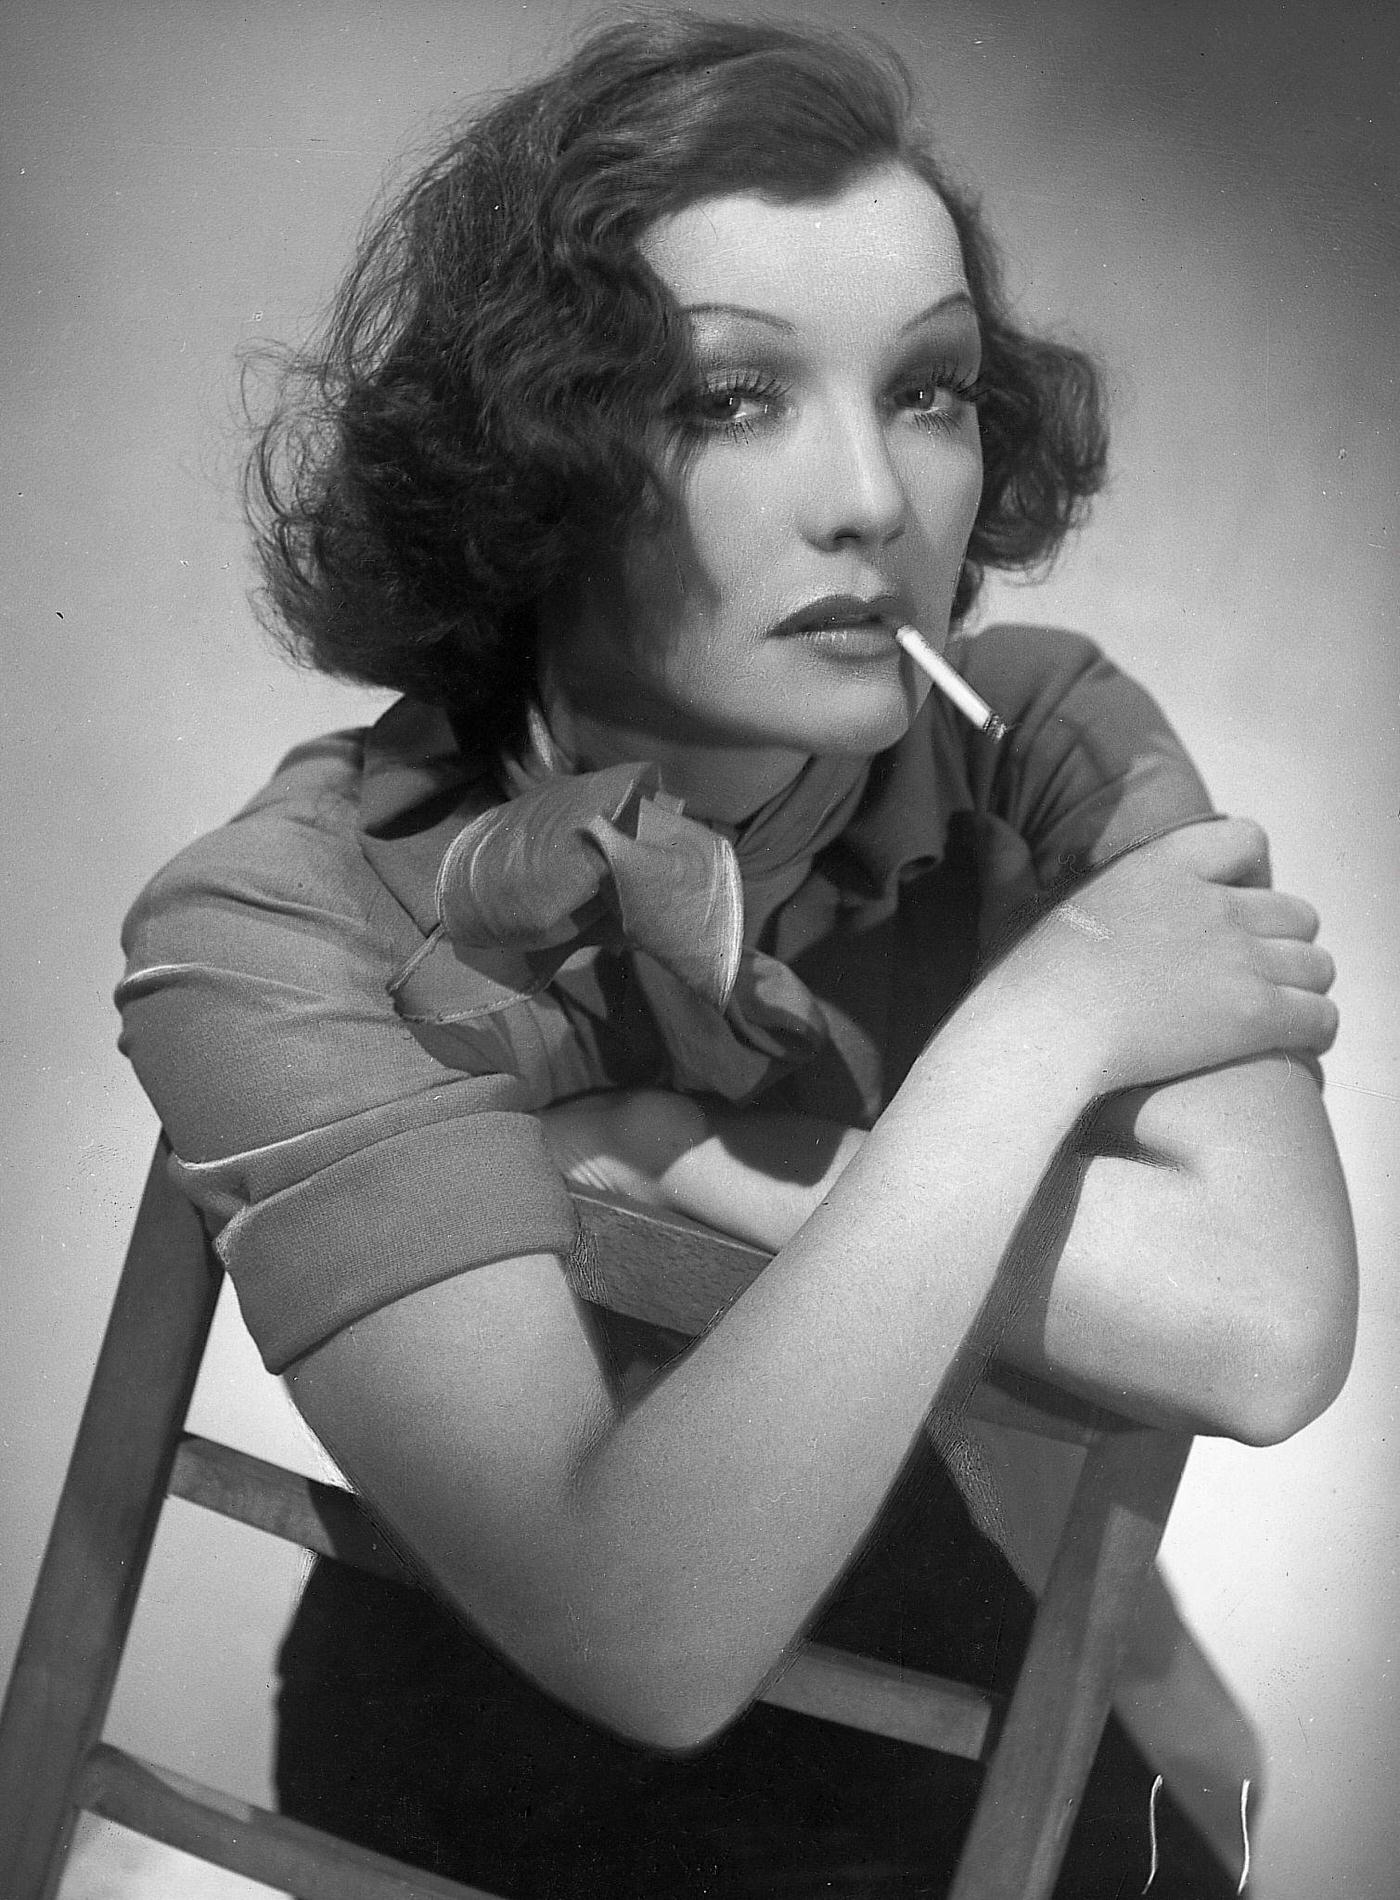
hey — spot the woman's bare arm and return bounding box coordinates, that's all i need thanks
[287,819,1344,1749]
[573,1051,1354,1445]
[291,987,1096,1751]
[1008,1055,1355,1439]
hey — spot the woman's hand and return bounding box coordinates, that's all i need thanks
[288,816,1351,1755]
[985,816,1338,1094]
[539,1088,708,1209]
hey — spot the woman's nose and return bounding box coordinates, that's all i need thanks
[800,401,910,549]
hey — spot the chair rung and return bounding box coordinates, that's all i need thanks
[75,1742,500,1900]
[169,1434,417,1585]
[766,1644,997,1762]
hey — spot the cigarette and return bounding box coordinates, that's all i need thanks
[894,625,1008,741]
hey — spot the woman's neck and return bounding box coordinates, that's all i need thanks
[540,694,811,827]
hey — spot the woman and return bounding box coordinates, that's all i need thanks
[117,14,1355,1895]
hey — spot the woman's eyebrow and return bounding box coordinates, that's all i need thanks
[679,291,978,337]
[898,290,977,335]
[681,302,796,332]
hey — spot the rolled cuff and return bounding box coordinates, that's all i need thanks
[207,1111,579,1372]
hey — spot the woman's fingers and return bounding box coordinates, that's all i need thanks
[1232,886,1323,941]
[998,815,1337,1089]
[1276,987,1341,1054]
[1258,936,1336,993]
[1166,814,1274,889]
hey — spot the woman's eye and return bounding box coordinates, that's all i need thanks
[700,390,763,424]
[899,371,980,428]
[907,383,948,412]
[682,376,785,437]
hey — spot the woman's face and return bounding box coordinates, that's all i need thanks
[542,160,984,788]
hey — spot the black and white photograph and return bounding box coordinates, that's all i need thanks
[2,4,1396,1895]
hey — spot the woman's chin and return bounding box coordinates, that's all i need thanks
[774,673,928,759]
[571,665,927,777]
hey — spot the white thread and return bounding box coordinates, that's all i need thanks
[1057,899,1111,942]
[1143,1772,1163,1892]
[1237,1778,1252,1893]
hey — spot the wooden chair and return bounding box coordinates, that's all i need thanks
[0,1138,1191,1900]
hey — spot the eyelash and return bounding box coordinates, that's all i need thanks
[901,367,984,434]
[678,364,983,443]
[680,370,787,441]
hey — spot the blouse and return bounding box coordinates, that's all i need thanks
[117,625,1211,1373]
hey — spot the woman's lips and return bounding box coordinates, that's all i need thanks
[789,619,899,659]
[768,594,903,658]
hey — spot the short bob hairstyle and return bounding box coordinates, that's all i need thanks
[247,12,1107,763]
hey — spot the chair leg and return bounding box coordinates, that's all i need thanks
[948,1423,1192,1900]
[0,1142,222,1900]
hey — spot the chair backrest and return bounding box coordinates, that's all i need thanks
[0,1137,1191,1900]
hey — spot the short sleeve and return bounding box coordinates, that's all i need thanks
[962,625,1214,879]
[942,626,1215,953]
[117,734,578,1372]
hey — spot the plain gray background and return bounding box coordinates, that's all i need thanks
[4,2,1397,1893]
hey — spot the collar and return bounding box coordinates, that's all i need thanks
[358,690,971,934]
[356,692,973,1102]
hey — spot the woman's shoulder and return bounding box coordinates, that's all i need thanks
[955,623,1204,782]
[121,724,412,970]
[944,622,1213,875]
[956,622,1119,712]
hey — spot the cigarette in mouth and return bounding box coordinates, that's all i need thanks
[894,625,1009,741]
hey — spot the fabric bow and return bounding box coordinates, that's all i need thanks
[361,691,876,1101]
[434,762,745,1012]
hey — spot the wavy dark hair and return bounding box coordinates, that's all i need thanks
[246,11,1107,760]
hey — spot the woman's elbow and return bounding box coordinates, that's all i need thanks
[1207,1274,1358,1448]
[498,1591,760,1754]
[559,1651,755,1757]
[622,1692,750,1758]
